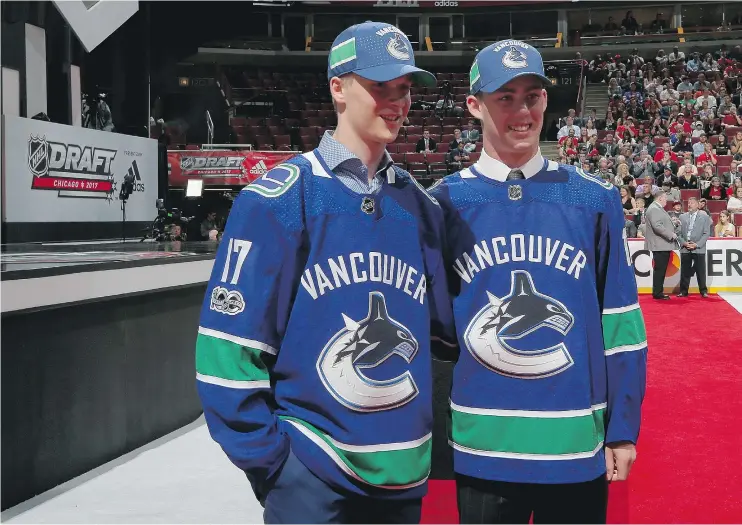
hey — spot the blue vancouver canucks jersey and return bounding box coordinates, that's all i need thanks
[196,150,454,499]
[429,159,648,484]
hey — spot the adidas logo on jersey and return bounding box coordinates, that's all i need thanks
[249,160,269,176]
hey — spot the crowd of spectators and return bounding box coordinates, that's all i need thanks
[555,42,742,237]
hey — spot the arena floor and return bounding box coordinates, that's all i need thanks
[4,294,741,524]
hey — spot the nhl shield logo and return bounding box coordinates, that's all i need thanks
[180,156,195,170]
[361,196,375,214]
[508,185,522,200]
[28,135,49,177]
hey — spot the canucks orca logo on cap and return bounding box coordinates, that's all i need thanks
[317,292,419,412]
[327,21,436,87]
[464,270,575,379]
[470,39,550,94]
[502,46,528,69]
[387,33,411,61]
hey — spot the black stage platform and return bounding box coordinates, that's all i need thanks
[1,241,218,279]
[1,240,218,509]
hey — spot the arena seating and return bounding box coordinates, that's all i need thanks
[219,68,483,177]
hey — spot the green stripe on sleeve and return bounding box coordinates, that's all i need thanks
[196,333,269,382]
[602,305,647,353]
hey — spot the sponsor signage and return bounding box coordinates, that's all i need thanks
[167,150,296,187]
[2,115,158,223]
[628,239,742,293]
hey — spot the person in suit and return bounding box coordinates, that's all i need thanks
[461,120,480,152]
[644,191,679,300]
[416,129,436,153]
[677,197,712,297]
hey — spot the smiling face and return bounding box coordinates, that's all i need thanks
[467,75,547,165]
[330,73,412,145]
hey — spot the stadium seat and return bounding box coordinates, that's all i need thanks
[391,153,405,166]
[706,200,728,213]
[680,189,700,201]
[653,136,669,147]
[717,156,733,171]
[274,135,292,148]
[426,153,447,174]
[406,153,427,171]
[397,143,415,154]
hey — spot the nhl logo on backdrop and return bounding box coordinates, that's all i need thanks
[180,156,195,170]
[508,185,522,200]
[28,135,49,177]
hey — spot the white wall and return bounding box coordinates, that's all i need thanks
[71,65,82,126]
[24,23,47,117]
[2,67,21,116]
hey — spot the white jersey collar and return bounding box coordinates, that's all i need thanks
[475,148,545,182]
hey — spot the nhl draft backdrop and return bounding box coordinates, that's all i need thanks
[2,115,158,224]
[167,150,295,187]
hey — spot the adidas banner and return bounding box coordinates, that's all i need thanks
[167,150,295,187]
[1,115,158,223]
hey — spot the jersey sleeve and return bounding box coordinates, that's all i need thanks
[195,187,303,488]
[428,180,460,362]
[597,187,648,445]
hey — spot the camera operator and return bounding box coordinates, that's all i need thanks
[200,211,219,240]
[82,90,115,132]
[167,223,186,242]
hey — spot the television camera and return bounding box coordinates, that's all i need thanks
[140,199,195,242]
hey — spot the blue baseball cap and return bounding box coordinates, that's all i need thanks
[328,21,436,87]
[470,40,551,95]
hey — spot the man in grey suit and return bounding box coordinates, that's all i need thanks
[677,197,712,298]
[644,191,679,300]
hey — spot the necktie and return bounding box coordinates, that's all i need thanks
[688,212,696,235]
[507,169,525,181]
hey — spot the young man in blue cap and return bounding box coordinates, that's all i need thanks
[429,40,648,523]
[196,21,455,524]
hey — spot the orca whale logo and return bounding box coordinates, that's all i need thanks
[317,292,419,412]
[502,46,528,69]
[464,270,574,378]
[386,33,411,61]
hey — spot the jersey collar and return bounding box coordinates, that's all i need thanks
[475,148,546,182]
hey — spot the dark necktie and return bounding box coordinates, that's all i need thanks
[507,169,525,181]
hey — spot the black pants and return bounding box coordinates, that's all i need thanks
[652,250,671,297]
[457,474,608,524]
[679,251,708,294]
[263,450,421,524]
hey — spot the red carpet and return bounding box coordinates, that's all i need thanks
[421,294,742,524]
